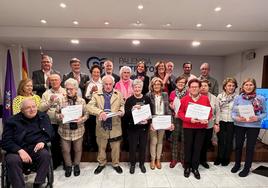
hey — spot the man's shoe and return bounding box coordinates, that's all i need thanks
[113,166,123,174]
[221,159,230,166]
[231,164,241,173]
[33,183,42,188]
[214,159,221,166]
[201,162,209,169]
[184,168,191,178]
[238,168,250,177]
[73,165,80,176]
[139,164,146,173]
[169,160,178,168]
[192,169,201,180]
[94,165,105,174]
[65,166,72,177]
[130,165,135,174]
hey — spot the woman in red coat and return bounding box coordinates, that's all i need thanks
[178,78,212,180]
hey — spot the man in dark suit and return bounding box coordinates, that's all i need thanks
[32,55,60,97]
[2,98,54,188]
[101,60,120,84]
[61,58,89,99]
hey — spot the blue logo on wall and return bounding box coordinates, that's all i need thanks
[86,56,107,69]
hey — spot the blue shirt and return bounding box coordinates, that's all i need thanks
[231,94,266,128]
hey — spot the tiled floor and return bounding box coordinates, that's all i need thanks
[3,162,268,188]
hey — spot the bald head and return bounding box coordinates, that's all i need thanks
[20,98,38,119]
[103,60,113,75]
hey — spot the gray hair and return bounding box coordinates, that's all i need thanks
[132,79,144,89]
[200,62,210,70]
[119,66,132,77]
[102,75,115,84]
[64,78,79,89]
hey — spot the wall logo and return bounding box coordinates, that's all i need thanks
[86,56,107,69]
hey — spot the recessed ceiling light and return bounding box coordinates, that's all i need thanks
[104,21,109,25]
[214,6,222,12]
[136,20,141,24]
[40,19,47,24]
[60,3,67,8]
[192,41,201,47]
[164,23,171,27]
[196,23,202,28]
[226,24,232,28]
[73,21,79,25]
[71,39,79,44]
[138,4,144,10]
[132,40,140,45]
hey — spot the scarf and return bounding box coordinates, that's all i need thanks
[218,92,236,108]
[102,91,113,130]
[117,79,133,99]
[175,86,187,99]
[242,92,263,114]
[67,95,77,105]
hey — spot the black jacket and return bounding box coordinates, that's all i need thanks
[2,111,54,153]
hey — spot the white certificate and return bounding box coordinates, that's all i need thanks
[238,105,255,120]
[152,115,171,130]
[185,103,211,120]
[61,105,83,124]
[132,104,152,124]
[106,112,120,118]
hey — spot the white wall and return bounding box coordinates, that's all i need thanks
[224,46,268,87]
[28,50,225,88]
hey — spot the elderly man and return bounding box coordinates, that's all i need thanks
[198,62,219,96]
[2,98,54,188]
[87,75,125,174]
[164,61,176,94]
[62,58,89,98]
[101,60,120,83]
[182,61,197,82]
[32,55,60,97]
[39,73,66,169]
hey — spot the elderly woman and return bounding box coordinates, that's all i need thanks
[215,77,238,166]
[231,78,266,177]
[114,66,133,151]
[124,79,152,174]
[12,78,41,115]
[178,78,212,180]
[131,61,150,95]
[169,76,188,168]
[84,64,103,151]
[148,77,174,170]
[199,79,220,169]
[56,78,89,177]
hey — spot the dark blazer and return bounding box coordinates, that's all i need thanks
[2,111,54,153]
[61,72,90,97]
[101,73,120,83]
[130,74,150,95]
[32,69,61,97]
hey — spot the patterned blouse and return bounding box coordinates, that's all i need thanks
[56,96,89,141]
[12,95,41,115]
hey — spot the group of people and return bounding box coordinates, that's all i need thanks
[1,55,266,187]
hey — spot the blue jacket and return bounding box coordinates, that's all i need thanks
[231,94,266,128]
[2,111,54,153]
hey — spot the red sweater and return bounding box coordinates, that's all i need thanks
[178,94,212,129]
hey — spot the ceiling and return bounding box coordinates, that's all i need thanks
[0,0,268,56]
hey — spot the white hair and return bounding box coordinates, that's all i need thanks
[64,78,79,89]
[119,66,132,77]
[102,75,115,84]
[132,79,144,89]
[20,98,36,110]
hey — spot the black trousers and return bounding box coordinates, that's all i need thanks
[200,128,213,163]
[234,126,260,169]
[128,128,148,166]
[5,148,50,188]
[83,116,98,151]
[216,121,234,162]
[184,128,206,170]
[122,115,130,151]
[51,124,63,168]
